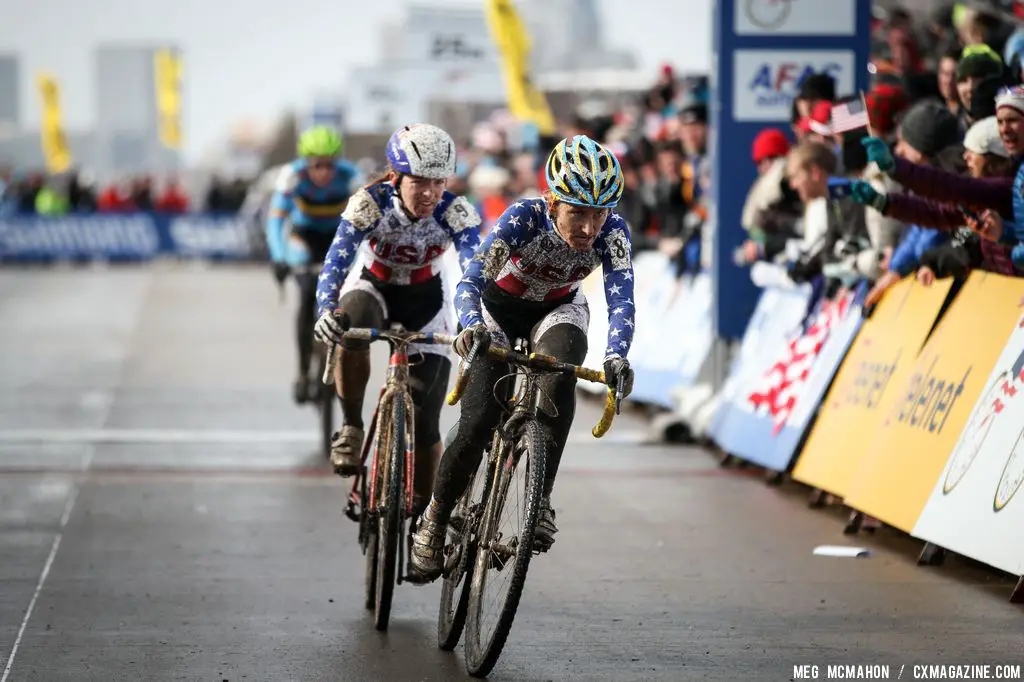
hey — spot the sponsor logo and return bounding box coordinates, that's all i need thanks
[169,216,253,257]
[733,50,855,122]
[0,216,160,256]
[893,357,971,435]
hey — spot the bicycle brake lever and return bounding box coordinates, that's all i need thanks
[615,373,625,415]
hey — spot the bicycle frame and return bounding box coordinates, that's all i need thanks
[447,342,620,438]
[323,328,455,522]
[362,348,416,519]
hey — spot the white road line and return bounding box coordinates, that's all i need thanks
[1,487,79,682]
[0,428,647,445]
[0,429,315,444]
[0,390,109,680]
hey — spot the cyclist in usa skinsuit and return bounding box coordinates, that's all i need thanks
[409,135,637,581]
[312,123,482,517]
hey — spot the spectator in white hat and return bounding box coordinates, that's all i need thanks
[962,115,1013,178]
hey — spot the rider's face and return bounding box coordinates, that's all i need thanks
[308,157,337,187]
[399,175,447,219]
[553,202,609,251]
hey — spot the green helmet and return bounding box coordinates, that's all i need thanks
[298,126,343,158]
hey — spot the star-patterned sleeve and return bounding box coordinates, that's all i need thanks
[597,214,636,360]
[440,195,483,273]
[455,199,536,329]
[315,188,383,318]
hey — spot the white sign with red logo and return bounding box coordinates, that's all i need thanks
[733,49,855,122]
[912,312,1024,576]
[736,0,856,36]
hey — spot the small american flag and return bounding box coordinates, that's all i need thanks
[830,98,871,134]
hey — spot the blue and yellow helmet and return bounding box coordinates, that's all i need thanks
[544,135,624,208]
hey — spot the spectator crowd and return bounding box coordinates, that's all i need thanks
[0,168,251,216]
[6,0,1024,316]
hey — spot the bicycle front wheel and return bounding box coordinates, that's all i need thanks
[464,420,546,677]
[437,456,488,651]
[374,395,406,632]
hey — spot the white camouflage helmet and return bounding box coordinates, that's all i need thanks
[385,123,457,179]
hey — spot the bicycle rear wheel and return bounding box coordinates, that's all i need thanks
[437,457,488,651]
[374,395,406,632]
[316,344,335,459]
[464,420,546,677]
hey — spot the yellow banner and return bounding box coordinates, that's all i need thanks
[35,73,73,174]
[154,49,183,150]
[843,272,1024,532]
[792,278,952,497]
[484,0,556,135]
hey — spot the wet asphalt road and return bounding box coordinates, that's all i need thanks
[0,263,1021,682]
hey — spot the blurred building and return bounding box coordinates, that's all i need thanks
[94,45,182,178]
[341,0,640,140]
[0,46,182,179]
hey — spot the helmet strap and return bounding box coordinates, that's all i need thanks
[393,173,418,220]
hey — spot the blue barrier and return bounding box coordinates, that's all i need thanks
[0,213,260,262]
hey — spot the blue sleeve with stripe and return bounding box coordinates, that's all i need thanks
[266,190,294,262]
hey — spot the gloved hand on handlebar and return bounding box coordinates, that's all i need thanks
[603,356,634,399]
[314,309,350,346]
[453,324,491,359]
[273,262,290,286]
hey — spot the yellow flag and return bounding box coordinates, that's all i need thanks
[35,73,73,174]
[154,49,183,150]
[484,0,556,135]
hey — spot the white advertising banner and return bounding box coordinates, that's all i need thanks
[912,313,1024,576]
[735,0,857,36]
[732,50,856,122]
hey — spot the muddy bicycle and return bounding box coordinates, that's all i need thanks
[435,335,623,677]
[321,324,455,631]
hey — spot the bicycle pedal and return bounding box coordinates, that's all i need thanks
[344,503,360,523]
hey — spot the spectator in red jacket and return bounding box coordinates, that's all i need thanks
[97,180,135,213]
[155,177,190,213]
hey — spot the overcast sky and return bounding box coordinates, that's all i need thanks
[0,0,712,160]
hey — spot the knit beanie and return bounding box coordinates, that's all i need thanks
[898,101,962,158]
[956,43,1004,81]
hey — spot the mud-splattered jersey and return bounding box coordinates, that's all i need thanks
[316,182,482,317]
[457,197,636,359]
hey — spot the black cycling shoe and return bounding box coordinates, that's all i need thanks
[292,376,311,405]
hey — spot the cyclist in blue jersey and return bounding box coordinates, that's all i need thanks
[312,124,482,512]
[409,135,637,580]
[267,126,362,404]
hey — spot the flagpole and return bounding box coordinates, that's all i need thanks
[859,90,875,138]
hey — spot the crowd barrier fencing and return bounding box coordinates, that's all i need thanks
[580,252,714,409]
[586,252,1024,601]
[0,212,261,262]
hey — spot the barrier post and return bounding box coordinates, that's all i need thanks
[709,0,870,341]
[1011,577,1024,604]
[917,542,947,567]
[807,489,828,509]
